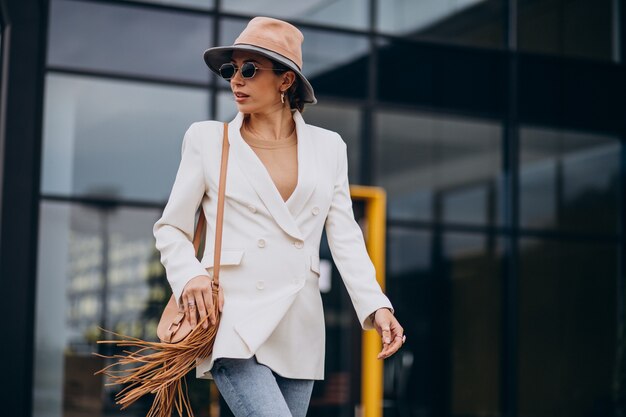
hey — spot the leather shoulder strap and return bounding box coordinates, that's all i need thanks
[192,122,229,286]
[212,123,230,286]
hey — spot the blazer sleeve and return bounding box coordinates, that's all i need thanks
[324,135,394,331]
[153,123,209,308]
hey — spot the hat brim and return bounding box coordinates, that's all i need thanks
[203,44,317,105]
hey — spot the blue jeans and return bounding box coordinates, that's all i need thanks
[212,356,315,417]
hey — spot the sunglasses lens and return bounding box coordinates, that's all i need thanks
[241,62,257,78]
[219,63,235,79]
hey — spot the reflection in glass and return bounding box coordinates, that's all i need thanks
[519,238,617,417]
[386,228,501,416]
[219,18,370,98]
[377,0,503,48]
[385,228,432,415]
[375,110,502,225]
[47,0,213,83]
[221,0,368,30]
[216,89,238,122]
[445,233,501,417]
[33,201,178,417]
[376,37,507,114]
[520,127,620,234]
[518,0,613,61]
[41,73,210,201]
[135,0,214,9]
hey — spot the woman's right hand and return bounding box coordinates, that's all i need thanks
[180,275,222,329]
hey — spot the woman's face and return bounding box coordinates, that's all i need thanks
[227,50,292,114]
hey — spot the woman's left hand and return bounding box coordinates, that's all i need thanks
[372,308,405,359]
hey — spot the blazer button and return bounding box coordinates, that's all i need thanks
[256,280,265,290]
[248,204,257,213]
[293,240,304,249]
[257,238,266,248]
[311,206,320,216]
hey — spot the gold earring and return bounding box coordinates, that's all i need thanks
[280,91,285,104]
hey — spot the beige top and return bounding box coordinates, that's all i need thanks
[241,123,298,202]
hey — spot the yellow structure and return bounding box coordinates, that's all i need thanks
[350,185,387,417]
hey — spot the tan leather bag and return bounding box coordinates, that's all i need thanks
[95,122,230,417]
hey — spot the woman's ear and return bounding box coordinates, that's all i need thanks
[282,71,296,90]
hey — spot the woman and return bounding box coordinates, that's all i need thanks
[153,16,405,417]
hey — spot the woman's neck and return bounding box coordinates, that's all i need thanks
[243,106,295,141]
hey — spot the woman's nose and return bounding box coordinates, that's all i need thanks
[230,67,244,84]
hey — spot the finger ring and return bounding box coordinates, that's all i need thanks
[188,302,195,307]
[402,335,406,343]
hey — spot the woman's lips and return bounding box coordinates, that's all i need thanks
[234,92,249,102]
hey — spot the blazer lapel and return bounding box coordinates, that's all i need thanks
[227,112,303,240]
[285,111,317,217]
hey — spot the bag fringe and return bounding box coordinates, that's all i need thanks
[94,292,221,417]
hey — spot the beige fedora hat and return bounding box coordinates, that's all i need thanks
[203,16,317,105]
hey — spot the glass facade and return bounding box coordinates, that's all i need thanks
[11,0,621,416]
[519,127,620,234]
[518,238,618,417]
[375,110,503,225]
[47,0,214,83]
[518,0,615,61]
[41,73,211,200]
[34,201,167,416]
[223,0,369,30]
[377,0,504,48]
[386,229,503,416]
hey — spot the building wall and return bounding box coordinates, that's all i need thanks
[1,1,624,416]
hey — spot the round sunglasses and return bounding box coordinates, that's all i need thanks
[218,62,286,80]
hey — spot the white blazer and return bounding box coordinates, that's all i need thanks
[153,110,394,380]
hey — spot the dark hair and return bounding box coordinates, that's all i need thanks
[271,61,305,112]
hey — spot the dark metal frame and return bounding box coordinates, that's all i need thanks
[501,1,519,416]
[0,2,48,417]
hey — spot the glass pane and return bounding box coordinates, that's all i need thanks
[41,73,210,201]
[446,233,502,416]
[219,18,370,99]
[386,228,502,416]
[520,127,620,234]
[221,0,368,30]
[216,89,238,121]
[134,0,214,9]
[519,238,617,417]
[518,54,624,134]
[519,0,613,61]
[376,37,507,116]
[375,110,503,225]
[385,228,433,415]
[47,0,213,83]
[32,201,212,417]
[377,0,504,48]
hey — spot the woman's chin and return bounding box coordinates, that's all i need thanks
[235,102,256,113]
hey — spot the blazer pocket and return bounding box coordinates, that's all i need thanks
[310,254,321,277]
[201,249,245,273]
